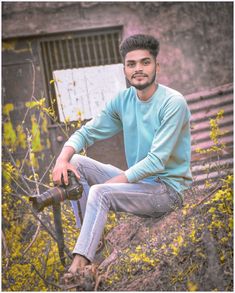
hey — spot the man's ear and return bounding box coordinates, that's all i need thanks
[156,62,160,73]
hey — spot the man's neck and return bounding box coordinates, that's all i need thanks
[137,83,158,101]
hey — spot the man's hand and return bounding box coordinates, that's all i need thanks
[105,173,129,184]
[52,160,80,186]
[52,146,80,185]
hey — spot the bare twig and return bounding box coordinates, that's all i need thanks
[2,230,10,269]
[27,59,72,138]
[26,128,40,195]
[31,264,62,290]
[3,143,31,193]
[39,155,56,184]
[23,176,50,189]
[194,184,223,208]
[19,148,30,174]
[12,193,72,259]
[31,94,70,139]
[8,174,31,196]
[27,59,36,100]
[95,262,113,291]
[21,59,36,125]
[98,248,118,271]
[54,79,69,133]
[185,184,223,219]
[42,242,52,276]
[23,220,41,254]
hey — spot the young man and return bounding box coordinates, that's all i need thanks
[52,34,192,279]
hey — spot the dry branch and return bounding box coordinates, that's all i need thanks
[23,220,41,254]
[2,230,10,268]
[31,264,63,290]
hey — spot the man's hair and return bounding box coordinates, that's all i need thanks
[119,34,160,59]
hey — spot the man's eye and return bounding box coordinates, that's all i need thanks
[127,63,135,68]
[143,60,150,65]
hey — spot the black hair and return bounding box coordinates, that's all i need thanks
[119,34,160,59]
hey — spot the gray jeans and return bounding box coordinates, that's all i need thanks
[69,154,182,261]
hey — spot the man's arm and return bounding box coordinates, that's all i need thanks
[52,146,80,185]
[53,96,122,185]
[105,173,129,184]
[64,96,122,153]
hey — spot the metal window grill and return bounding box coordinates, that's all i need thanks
[39,28,123,118]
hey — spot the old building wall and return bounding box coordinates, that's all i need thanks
[3,2,233,94]
[2,2,233,178]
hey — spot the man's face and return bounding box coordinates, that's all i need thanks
[124,49,158,90]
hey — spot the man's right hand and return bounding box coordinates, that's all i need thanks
[52,146,80,186]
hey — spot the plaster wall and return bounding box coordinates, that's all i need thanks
[2,2,233,175]
[2,2,233,94]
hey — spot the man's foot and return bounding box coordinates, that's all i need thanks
[68,254,90,274]
[61,254,90,284]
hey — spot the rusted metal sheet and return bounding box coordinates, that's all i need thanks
[53,64,126,121]
[186,83,233,189]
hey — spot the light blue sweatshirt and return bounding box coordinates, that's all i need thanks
[64,84,192,195]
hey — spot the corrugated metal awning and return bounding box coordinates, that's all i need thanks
[186,83,233,189]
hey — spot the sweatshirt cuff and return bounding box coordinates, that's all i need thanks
[64,140,82,154]
[124,168,137,183]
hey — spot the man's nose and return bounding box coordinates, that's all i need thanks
[135,62,143,71]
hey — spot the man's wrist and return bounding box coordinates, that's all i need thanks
[57,146,75,162]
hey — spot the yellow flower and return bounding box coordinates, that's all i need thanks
[228,217,233,229]
[208,207,216,213]
[135,245,142,252]
[220,237,228,243]
[3,183,12,195]
[187,280,198,291]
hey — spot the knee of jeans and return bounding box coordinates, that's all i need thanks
[69,154,79,166]
[69,154,86,169]
[87,184,110,209]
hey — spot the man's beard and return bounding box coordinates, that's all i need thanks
[130,72,157,90]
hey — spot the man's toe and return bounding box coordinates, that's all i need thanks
[60,271,76,285]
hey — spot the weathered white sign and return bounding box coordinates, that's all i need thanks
[53,64,126,122]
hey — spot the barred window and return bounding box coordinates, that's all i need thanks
[39,27,124,121]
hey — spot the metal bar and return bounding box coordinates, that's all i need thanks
[98,34,104,64]
[78,37,85,67]
[72,38,79,68]
[85,36,92,66]
[111,33,118,63]
[59,40,66,68]
[38,40,52,113]
[92,35,98,66]
[116,32,122,62]
[47,41,54,72]
[66,39,73,68]
[52,40,59,69]
[45,42,55,86]
[41,42,51,86]
[44,41,59,115]
[104,34,111,63]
